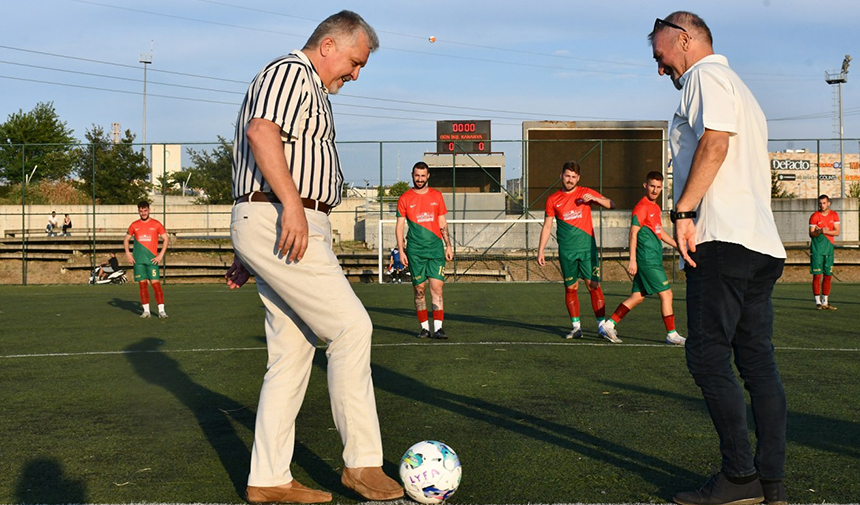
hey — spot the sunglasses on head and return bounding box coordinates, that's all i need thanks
[654,18,687,33]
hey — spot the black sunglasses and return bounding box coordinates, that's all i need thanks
[654,18,687,33]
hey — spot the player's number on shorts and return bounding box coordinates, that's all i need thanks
[438,265,444,276]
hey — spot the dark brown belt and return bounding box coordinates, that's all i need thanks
[235,192,331,215]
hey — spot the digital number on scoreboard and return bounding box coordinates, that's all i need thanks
[436,120,491,154]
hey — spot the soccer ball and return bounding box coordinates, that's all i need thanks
[399,440,461,504]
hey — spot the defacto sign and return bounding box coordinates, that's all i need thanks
[771,159,811,171]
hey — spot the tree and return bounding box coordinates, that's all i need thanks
[0,101,76,184]
[387,181,410,198]
[771,171,796,198]
[181,137,233,204]
[72,125,150,204]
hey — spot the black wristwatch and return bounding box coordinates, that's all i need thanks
[670,210,697,223]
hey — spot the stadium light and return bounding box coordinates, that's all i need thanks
[825,54,851,198]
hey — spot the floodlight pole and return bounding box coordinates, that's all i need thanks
[825,54,851,198]
[140,47,153,160]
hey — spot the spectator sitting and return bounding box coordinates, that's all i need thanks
[46,211,59,236]
[62,214,72,236]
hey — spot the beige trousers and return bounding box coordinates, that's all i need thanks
[231,201,383,487]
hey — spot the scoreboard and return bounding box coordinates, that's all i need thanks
[436,120,491,154]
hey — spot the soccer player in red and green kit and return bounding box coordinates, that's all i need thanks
[809,194,840,310]
[537,160,617,342]
[601,172,685,345]
[396,162,454,339]
[124,200,170,318]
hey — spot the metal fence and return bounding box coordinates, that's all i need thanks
[1,138,858,285]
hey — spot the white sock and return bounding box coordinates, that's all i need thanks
[604,320,616,330]
[572,321,581,331]
[421,320,430,331]
[434,319,443,332]
[815,295,822,305]
[821,295,828,305]
[158,304,165,313]
[142,305,151,313]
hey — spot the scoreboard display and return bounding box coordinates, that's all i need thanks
[436,120,491,154]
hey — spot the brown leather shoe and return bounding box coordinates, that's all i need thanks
[342,466,404,501]
[246,480,332,504]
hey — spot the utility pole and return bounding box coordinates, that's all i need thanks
[825,54,851,198]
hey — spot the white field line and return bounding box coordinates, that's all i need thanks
[2,341,859,360]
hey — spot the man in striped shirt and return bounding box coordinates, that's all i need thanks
[224,11,403,504]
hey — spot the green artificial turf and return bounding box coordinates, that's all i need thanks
[1,282,858,503]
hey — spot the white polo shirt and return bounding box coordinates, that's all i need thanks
[670,54,786,261]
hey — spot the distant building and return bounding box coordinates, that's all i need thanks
[150,144,182,189]
[770,151,859,198]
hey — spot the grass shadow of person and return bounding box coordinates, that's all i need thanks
[108,297,142,315]
[15,456,86,504]
[312,356,699,501]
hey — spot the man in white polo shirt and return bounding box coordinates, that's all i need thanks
[650,11,787,505]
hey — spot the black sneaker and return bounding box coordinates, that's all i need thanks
[432,328,448,340]
[761,480,787,505]
[674,473,764,505]
[417,329,431,339]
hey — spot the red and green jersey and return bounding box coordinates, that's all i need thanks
[545,187,603,252]
[809,210,839,256]
[128,218,166,264]
[397,188,447,257]
[631,197,665,266]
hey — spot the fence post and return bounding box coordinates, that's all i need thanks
[21,144,28,285]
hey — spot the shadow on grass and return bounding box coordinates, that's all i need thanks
[365,305,562,338]
[15,457,86,504]
[108,297,141,315]
[602,378,860,462]
[317,359,701,499]
[124,337,338,499]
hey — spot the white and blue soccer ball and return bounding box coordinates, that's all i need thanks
[399,440,462,504]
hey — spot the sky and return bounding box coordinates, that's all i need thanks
[2,0,859,186]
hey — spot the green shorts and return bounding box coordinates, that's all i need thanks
[407,254,445,286]
[559,248,600,287]
[810,254,834,276]
[133,262,161,282]
[631,264,671,295]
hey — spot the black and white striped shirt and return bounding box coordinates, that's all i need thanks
[232,50,343,207]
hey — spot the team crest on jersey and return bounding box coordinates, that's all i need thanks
[563,209,583,221]
[138,233,152,242]
[655,225,662,234]
[417,212,435,223]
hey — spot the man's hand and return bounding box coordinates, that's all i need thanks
[537,251,546,267]
[401,252,409,267]
[674,218,697,268]
[627,259,638,277]
[278,201,309,262]
[445,246,453,262]
[126,252,135,265]
[225,257,251,289]
[152,254,164,265]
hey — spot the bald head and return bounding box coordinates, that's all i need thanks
[649,11,713,47]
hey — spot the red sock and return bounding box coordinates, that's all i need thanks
[565,288,580,318]
[610,304,630,324]
[822,275,832,296]
[812,274,822,296]
[138,282,150,305]
[590,287,606,319]
[417,310,429,323]
[663,314,676,333]
[152,282,165,305]
[433,310,444,322]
